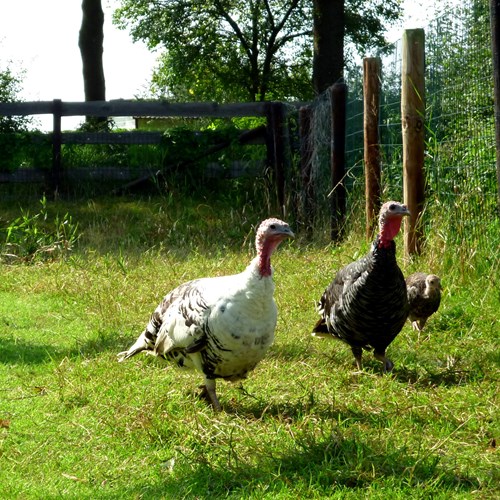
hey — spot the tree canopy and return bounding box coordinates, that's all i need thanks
[114,0,402,102]
[0,65,30,133]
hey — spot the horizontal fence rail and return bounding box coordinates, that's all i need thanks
[0,99,302,118]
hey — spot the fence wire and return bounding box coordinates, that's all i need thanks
[345,0,498,248]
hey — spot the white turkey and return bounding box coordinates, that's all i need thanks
[312,201,410,372]
[117,218,294,411]
[406,272,442,332]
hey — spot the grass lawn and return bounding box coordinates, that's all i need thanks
[0,194,498,499]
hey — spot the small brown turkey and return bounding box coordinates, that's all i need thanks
[117,218,294,411]
[312,201,410,372]
[406,272,442,332]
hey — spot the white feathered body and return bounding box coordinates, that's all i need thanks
[120,258,277,382]
[118,217,294,410]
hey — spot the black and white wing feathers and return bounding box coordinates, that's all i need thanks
[117,279,209,363]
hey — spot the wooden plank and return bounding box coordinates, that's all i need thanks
[0,100,305,118]
[0,167,154,183]
[401,29,425,256]
[61,131,164,145]
[61,100,271,118]
[51,99,62,194]
[0,101,54,115]
[60,128,266,145]
[0,100,267,117]
[266,102,287,215]
[299,106,314,232]
[363,57,382,239]
[299,106,314,235]
[0,169,47,183]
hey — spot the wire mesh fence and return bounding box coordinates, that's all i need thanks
[343,0,498,249]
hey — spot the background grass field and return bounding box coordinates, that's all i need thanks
[0,192,498,499]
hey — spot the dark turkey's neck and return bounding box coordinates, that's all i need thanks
[378,216,403,248]
[373,237,397,264]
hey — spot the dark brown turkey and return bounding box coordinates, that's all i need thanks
[406,272,442,331]
[312,201,410,372]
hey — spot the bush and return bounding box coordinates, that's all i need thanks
[0,196,79,263]
[0,66,32,171]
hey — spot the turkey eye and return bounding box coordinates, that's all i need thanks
[270,224,276,230]
[389,204,396,210]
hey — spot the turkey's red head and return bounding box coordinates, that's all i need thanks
[378,201,410,248]
[256,218,294,276]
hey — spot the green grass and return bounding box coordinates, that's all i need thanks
[0,193,498,499]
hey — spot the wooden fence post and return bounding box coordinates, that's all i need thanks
[490,0,500,211]
[330,80,347,241]
[363,57,382,239]
[401,29,425,256]
[299,106,314,235]
[266,102,287,216]
[51,99,62,195]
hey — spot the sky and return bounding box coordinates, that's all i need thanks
[0,0,441,130]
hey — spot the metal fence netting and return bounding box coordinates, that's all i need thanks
[344,0,498,249]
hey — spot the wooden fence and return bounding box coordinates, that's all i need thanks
[0,90,349,234]
[0,99,281,194]
[362,30,426,256]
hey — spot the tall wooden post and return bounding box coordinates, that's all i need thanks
[299,106,314,236]
[266,102,287,216]
[51,99,62,196]
[490,0,500,210]
[363,57,382,239]
[401,29,425,256]
[330,80,347,241]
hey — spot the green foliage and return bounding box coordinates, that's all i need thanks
[0,196,79,263]
[159,123,247,178]
[0,65,34,171]
[114,0,402,102]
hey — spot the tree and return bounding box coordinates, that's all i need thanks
[0,66,30,134]
[79,0,106,107]
[313,0,344,94]
[0,65,32,171]
[114,0,402,102]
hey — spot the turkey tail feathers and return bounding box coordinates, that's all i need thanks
[117,331,150,362]
[311,318,330,337]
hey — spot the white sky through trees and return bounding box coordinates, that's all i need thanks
[0,0,442,130]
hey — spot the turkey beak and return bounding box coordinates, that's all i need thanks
[276,226,294,242]
[283,227,295,239]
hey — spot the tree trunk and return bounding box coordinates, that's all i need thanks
[79,0,106,124]
[313,0,345,95]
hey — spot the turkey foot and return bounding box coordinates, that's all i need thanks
[199,380,222,412]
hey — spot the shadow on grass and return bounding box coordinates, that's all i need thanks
[0,338,63,364]
[70,330,131,359]
[236,398,383,429]
[392,365,479,387]
[0,330,129,365]
[114,433,482,498]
